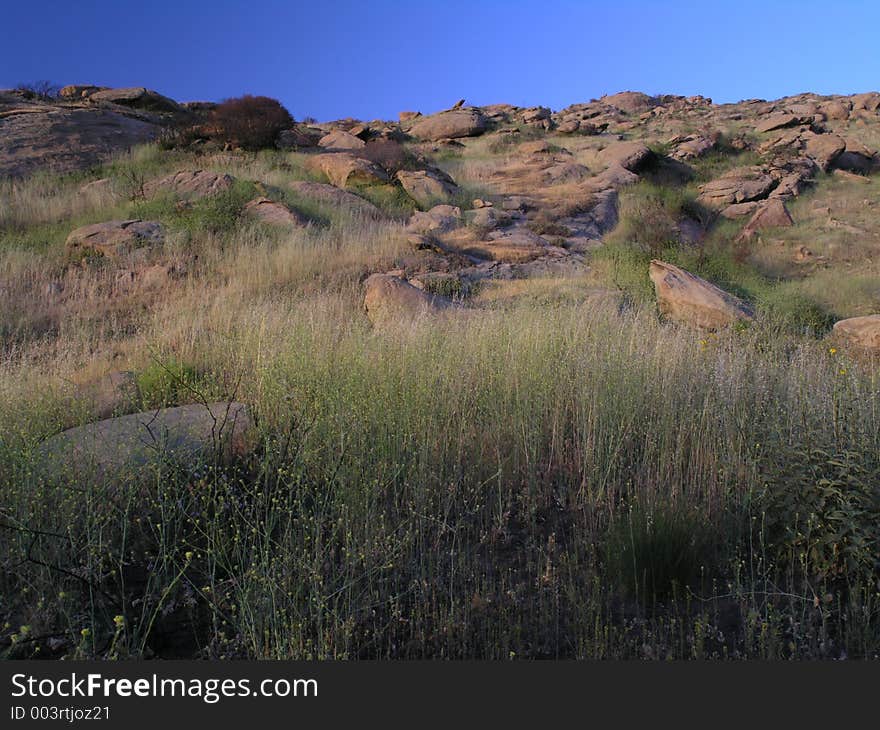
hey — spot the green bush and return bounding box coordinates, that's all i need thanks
[758,447,880,582]
[136,358,212,409]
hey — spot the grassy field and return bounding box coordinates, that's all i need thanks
[1,143,879,659]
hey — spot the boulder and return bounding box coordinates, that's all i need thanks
[65,220,163,257]
[819,99,851,120]
[399,111,421,122]
[670,134,717,160]
[307,153,389,188]
[601,91,656,114]
[832,315,880,351]
[408,108,488,141]
[804,133,846,171]
[38,402,255,483]
[851,92,880,112]
[755,112,802,134]
[363,273,457,325]
[597,141,653,172]
[697,167,776,207]
[143,170,235,199]
[405,204,462,235]
[244,197,308,227]
[58,84,106,99]
[649,260,755,329]
[88,86,181,113]
[318,129,366,151]
[276,125,323,149]
[287,180,384,217]
[396,168,459,208]
[720,202,760,219]
[743,199,793,231]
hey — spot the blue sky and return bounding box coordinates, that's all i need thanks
[3,0,879,121]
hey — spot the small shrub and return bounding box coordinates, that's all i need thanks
[15,80,60,100]
[208,95,294,151]
[360,139,418,174]
[136,358,211,409]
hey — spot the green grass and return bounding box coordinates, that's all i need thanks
[2,301,878,659]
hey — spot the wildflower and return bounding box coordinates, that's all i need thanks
[185,551,194,562]
[80,628,91,638]
[839,369,847,376]
[829,347,837,355]
[113,615,125,629]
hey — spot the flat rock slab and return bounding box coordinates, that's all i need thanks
[287,181,384,217]
[0,105,160,178]
[37,402,255,484]
[65,219,164,257]
[143,169,235,198]
[649,260,755,330]
[89,87,181,113]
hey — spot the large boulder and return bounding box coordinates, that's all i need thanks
[819,99,852,120]
[408,108,488,141]
[37,402,255,484]
[88,87,181,113]
[597,141,653,172]
[804,133,846,171]
[697,167,776,208]
[742,199,793,232]
[276,125,323,149]
[396,168,459,208]
[65,220,164,257]
[143,169,235,198]
[601,91,656,114]
[307,153,389,188]
[851,92,880,112]
[363,273,457,325]
[287,180,384,217]
[244,197,308,227]
[405,204,462,235]
[831,315,880,351]
[649,260,755,329]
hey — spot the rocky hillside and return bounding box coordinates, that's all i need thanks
[3,85,880,660]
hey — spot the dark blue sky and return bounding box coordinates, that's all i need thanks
[3,0,879,121]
